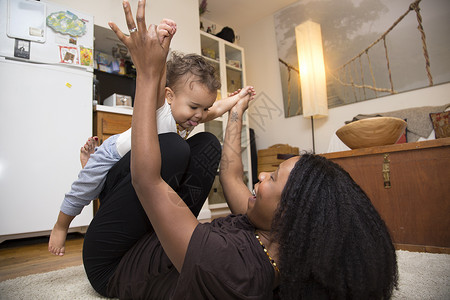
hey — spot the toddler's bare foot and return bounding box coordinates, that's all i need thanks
[48,226,68,256]
[80,136,98,168]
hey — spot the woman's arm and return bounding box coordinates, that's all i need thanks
[109,0,198,272]
[203,86,255,122]
[219,98,253,215]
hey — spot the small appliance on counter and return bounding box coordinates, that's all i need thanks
[103,93,132,108]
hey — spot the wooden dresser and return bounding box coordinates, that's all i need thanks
[321,138,450,253]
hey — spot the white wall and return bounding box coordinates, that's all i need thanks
[50,0,200,54]
[50,0,450,155]
[239,15,450,154]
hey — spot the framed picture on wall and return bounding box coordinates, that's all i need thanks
[274,0,450,117]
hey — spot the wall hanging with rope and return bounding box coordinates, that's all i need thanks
[274,0,449,118]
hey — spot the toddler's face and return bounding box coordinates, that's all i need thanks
[166,79,216,130]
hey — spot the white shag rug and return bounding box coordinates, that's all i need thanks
[0,250,449,299]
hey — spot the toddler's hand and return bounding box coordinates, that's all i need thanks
[157,19,177,45]
[233,86,256,113]
[238,86,256,101]
[228,89,241,97]
[228,86,256,100]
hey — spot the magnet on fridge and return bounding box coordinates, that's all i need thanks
[46,11,87,37]
[80,46,93,66]
[59,45,79,64]
[69,37,77,45]
[66,83,72,88]
[14,39,30,59]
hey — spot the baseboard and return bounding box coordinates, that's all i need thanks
[0,226,88,244]
[394,243,450,254]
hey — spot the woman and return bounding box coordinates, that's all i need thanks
[82,1,398,299]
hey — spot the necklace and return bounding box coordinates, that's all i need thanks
[255,231,280,274]
[176,124,191,140]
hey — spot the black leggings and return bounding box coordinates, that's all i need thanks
[82,132,221,296]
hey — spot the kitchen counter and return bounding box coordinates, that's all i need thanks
[94,104,133,116]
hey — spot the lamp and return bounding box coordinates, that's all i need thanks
[295,20,328,153]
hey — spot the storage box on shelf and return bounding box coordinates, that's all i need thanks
[257,144,300,174]
[200,31,253,218]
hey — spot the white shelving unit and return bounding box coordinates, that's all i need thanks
[200,31,253,218]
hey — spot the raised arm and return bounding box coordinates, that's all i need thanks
[219,97,253,215]
[109,0,198,272]
[203,86,255,122]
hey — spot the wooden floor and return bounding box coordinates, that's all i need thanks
[0,217,216,283]
[0,233,84,282]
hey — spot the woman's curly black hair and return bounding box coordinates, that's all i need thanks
[272,153,398,299]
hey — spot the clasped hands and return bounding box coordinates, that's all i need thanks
[108,0,177,79]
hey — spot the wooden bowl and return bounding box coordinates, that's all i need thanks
[336,117,407,149]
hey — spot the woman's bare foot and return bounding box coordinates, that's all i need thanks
[48,225,68,256]
[80,136,98,168]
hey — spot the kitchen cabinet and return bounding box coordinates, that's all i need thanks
[321,138,450,253]
[200,31,253,217]
[93,105,132,144]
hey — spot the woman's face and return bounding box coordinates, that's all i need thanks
[247,156,299,230]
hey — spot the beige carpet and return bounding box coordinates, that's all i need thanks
[0,250,449,299]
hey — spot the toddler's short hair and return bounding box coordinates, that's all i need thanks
[166,52,221,94]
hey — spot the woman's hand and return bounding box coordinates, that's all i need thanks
[108,0,175,79]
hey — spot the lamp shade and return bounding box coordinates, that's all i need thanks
[295,20,328,119]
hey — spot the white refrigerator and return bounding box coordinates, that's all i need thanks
[0,0,94,241]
